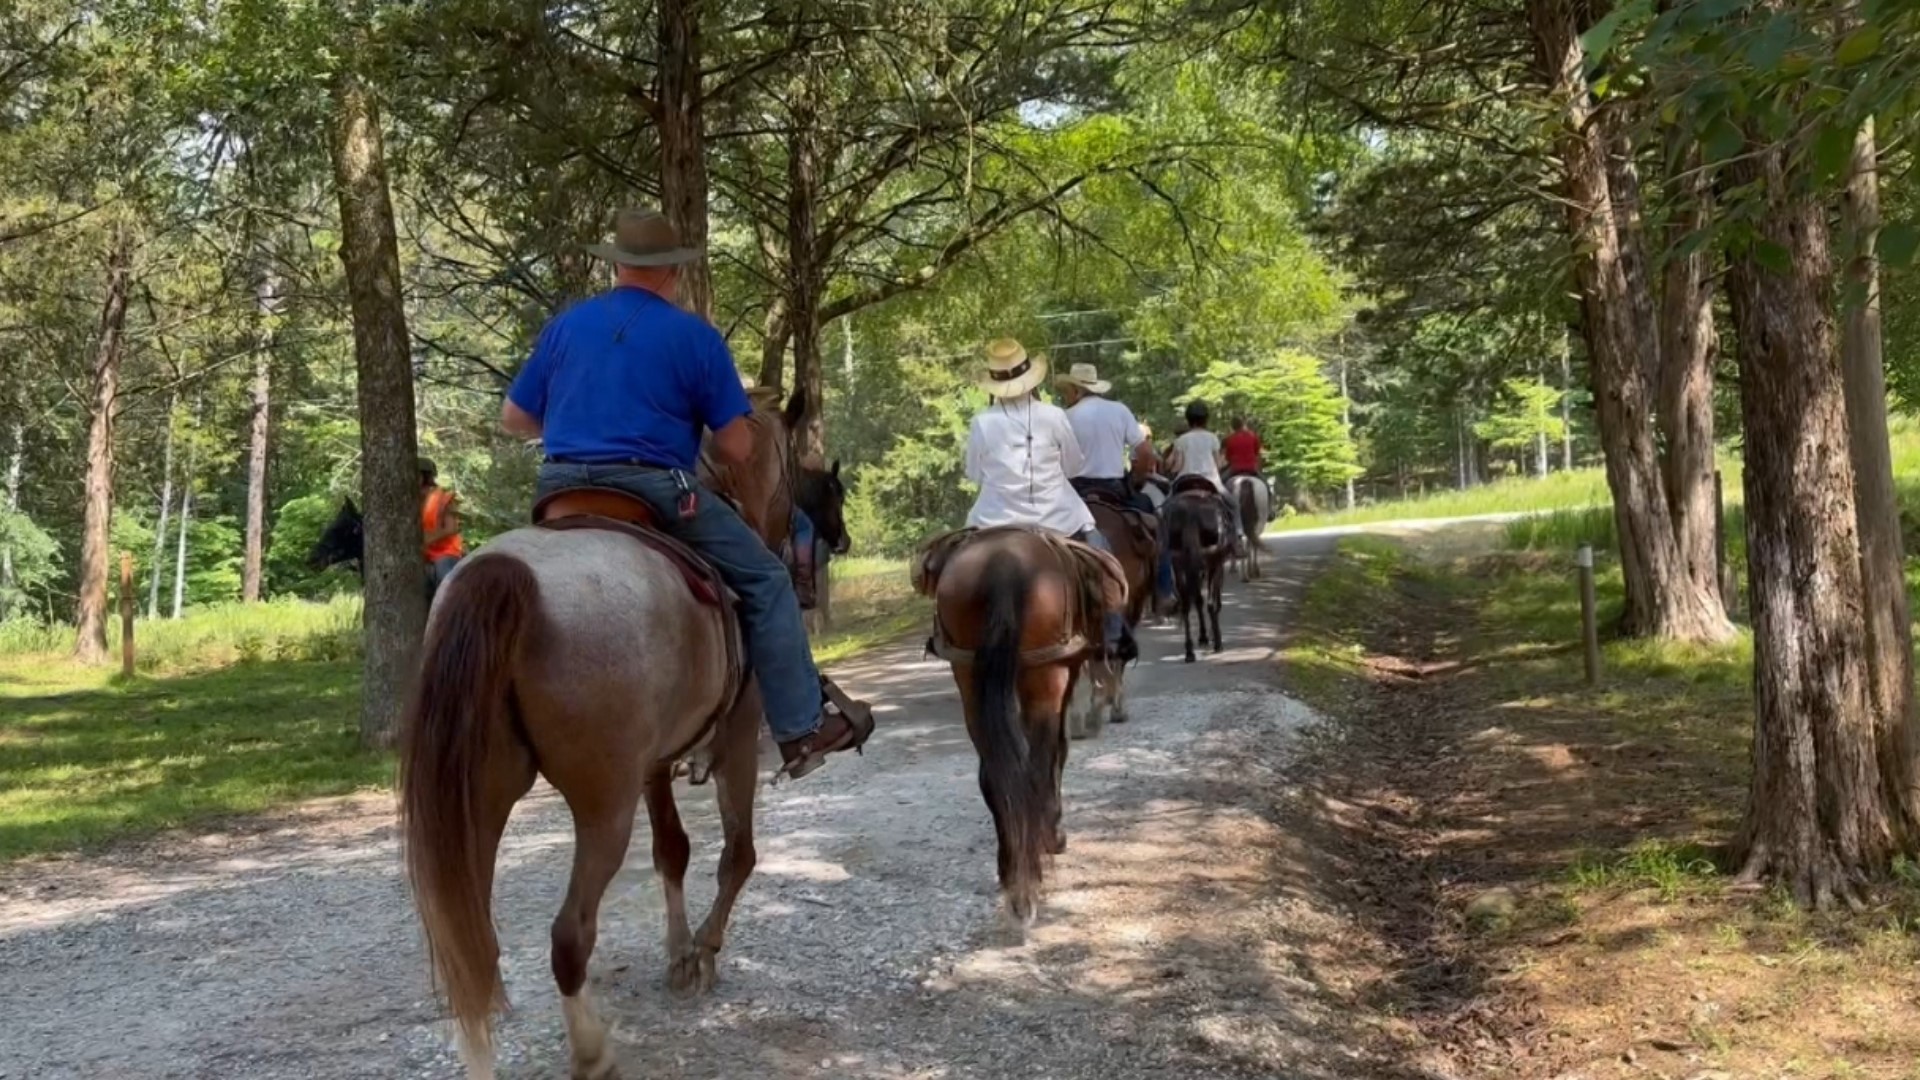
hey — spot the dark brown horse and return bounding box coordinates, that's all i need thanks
[1072,497,1156,736]
[916,527,1124,932]
[400,391,805,1080]
[1163,485,1229,662]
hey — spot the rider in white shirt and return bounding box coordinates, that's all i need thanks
[1054,362,1157,514]
[963,339,1133,659]
[1168,401,1225,491]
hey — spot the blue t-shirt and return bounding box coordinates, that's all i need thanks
[508,288,752,470]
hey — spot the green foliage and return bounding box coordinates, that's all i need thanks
[0,508,60,618]
[1182,351,1359,496]
[1475,377,1564,455]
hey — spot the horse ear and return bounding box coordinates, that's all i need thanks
[343,497,359,515]
[830,459,841,479]
[783,388,807,430]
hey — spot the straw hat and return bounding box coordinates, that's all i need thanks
[584,208,702,267]
[980,338,1048,399]
[1053,362,1111,396]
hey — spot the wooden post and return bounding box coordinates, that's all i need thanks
[118,551,135,678]
[1577,544,1600,686]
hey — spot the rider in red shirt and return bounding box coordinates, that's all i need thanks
[1222,416,1262,479]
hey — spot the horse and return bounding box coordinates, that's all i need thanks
[795,460,850,635]
[1162,484,1230,663]
[308,497,365,575]
[1069,495,1157,738]
[913,527,1125,932]
[400,390,806,1080]
[1225,474,1270,581]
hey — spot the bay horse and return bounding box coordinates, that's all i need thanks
[1226,474,1270,581]
[914,527,1125,931]
[400,390,806,1080]
[1162,483,1230,662]
[1071,495,1156,737]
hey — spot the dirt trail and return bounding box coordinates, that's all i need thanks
[0,534,1406,1080]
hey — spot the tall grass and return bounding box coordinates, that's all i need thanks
[0,594,362,676]
[1271,467,1613,532]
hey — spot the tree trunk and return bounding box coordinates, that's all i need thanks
[331,66,426,749]
[74,223,134,663]
[657,0,711,319]
[171,404,198,620]
[1,410,22,618]
[785,79,827,457]
[1727,137,1903,907]
[1840,115,1919,824]
[1527,0,1731,642]
[242,270,277,604]
[1656,137,1725,616]
[1606,126,1660,389]
[1456,410,1469,490]
[1341,354,1357,507]
[148,395,176,618]
[1561,337,1575,470]
[758,299,789,389]
[1535,365,1551,478]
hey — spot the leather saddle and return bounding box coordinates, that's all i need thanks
[1170,474,1222,498]
[532,487,729,607]
[1080,486,1159,552]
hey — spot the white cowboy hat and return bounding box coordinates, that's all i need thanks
[1053,362,1111,395]
[980,338,1048,399]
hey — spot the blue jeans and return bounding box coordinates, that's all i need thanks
[537,465,822,743]
[1073,528,1127,650]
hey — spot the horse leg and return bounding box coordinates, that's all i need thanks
[1022,664,1073,860]
[550,799,637,1080]
[1209,562,1225,654]
[1181,592,1196,664]
[1064,663,1093,741]
[639,773,695,992]
[680,696,762,995]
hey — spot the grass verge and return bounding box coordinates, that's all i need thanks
[0,566,923,862]
[1281,530,1920,1079]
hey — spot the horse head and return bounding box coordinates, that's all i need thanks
[701,386,807,546]
[308,497,365,572]
[797,459,851,556]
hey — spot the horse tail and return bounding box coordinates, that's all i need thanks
[398,553,537,1053]
[1178,506,1205,604]
[1238,479,1259,543]
[972,551,1049,919]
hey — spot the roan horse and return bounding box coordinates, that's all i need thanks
[1162,482,1231,663]
[913,527,1125,930]
[1069,494,1157,737]
[400,390,807,1080]
[1226,474,1271,581]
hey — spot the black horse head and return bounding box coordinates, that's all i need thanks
[308,497,365,573]
[796,460,851,556]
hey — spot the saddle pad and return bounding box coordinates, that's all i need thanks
[1170,474,1220,497]
[912,525,1127,621]
[535,513,731,608]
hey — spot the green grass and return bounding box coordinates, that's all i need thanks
[0,573,924,861]
[1271,467,1613,533]
[811,556,927,666]
[1567,839,1723,899]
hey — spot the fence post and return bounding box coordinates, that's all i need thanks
[119,551,135,678]
[1577,544,1599,686]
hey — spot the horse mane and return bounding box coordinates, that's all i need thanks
[697,393,797,540]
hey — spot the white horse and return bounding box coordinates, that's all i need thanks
[1227,474,1271,581]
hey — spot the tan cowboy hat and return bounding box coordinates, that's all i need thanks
[980,338,1048,399]
[1053,361,1111,396]
[584,208,702,267]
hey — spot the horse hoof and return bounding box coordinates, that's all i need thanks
[1049,831,1068,855]
[573,1055,619,1080]
[668,947,718,996]
[1183,652,1196,664]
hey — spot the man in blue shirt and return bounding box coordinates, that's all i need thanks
[502,208,872,779]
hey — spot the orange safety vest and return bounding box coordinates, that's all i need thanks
[422,487,464,561]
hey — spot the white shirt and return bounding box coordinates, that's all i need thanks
[1066,395,1141,479]
[1171,429,1223,490]
[965,396,1097,535]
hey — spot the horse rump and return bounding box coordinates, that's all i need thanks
[398,553,539,1053]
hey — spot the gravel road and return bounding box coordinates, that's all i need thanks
[1,532,1398,1080]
